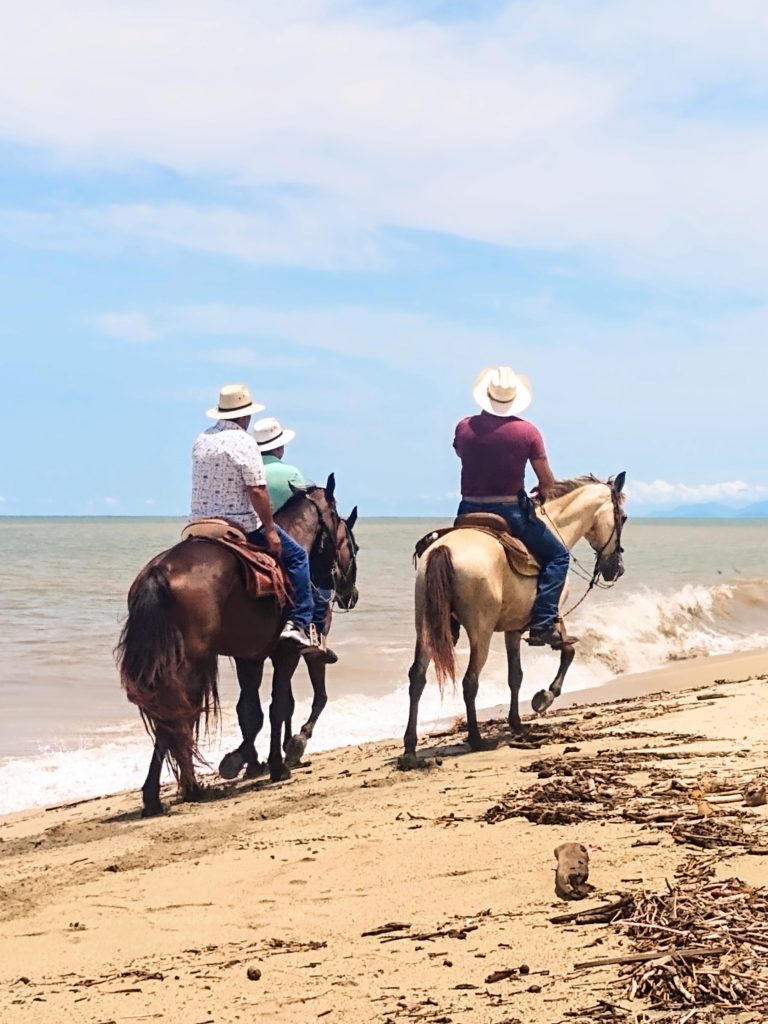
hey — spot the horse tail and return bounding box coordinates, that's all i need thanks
[116,562,215,775]
[420,545,457,690]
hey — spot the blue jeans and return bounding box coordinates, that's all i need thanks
[247,525,313,630]
[312,587,332,635]
[457,499,570,629]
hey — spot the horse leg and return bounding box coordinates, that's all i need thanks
[398,641,432,770]
[285,657,328,769]
[219,658,266,780]
[282,678,296,755]
[141,731,168,817]
[463,630,493,752]
[531,643,577,714]
[267,646,302,783]
[505,631,525,735]
[177,657,216,803]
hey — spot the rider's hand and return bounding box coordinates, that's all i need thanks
[264,528,282,560]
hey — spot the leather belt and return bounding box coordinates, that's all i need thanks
[462,495,519,504]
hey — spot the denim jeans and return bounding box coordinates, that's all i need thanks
[247,524,313,630]
[312,586,332,635]
[457,499,570,629]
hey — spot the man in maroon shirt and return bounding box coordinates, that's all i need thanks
[453,366,570,648]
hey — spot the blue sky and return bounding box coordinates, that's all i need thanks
[0,0,766,516]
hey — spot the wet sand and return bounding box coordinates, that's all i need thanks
[1,648,766,1023]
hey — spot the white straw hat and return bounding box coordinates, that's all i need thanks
[206,383,265,420]
[472,366,532,417]
[251,416,296,452]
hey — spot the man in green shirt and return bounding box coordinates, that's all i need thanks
[251,417,305,511]
[251,417,336,662]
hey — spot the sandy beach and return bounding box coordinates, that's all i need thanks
[1,648,767,1024]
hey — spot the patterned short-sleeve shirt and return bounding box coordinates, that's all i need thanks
[190,420,267,532]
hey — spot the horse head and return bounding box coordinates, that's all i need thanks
[306,473,360,610]
[583,471,626,582]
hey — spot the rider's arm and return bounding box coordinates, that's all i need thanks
[531,457,556,502]
[248,486,282,559]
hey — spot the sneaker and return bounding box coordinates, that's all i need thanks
[527,624,577,649]
[280,620,315,650]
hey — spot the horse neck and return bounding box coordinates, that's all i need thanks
[537,484,608,549]
[275,498,318,553]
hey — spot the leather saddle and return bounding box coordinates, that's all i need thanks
[180,519,288,605]
[181,517,248,544]
[414,512,540,578]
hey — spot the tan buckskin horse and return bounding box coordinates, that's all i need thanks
[399,473,626,768]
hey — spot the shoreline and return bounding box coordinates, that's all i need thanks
[1,646,766,824]
[1,646,767,1022]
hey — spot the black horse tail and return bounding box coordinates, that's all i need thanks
[420,546,457,691]
[116,562,216,775]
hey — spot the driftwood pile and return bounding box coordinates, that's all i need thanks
[482,751,768,854]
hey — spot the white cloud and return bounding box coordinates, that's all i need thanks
[94,311,158,342]
[630,480,768,507]
[0,2,767,282]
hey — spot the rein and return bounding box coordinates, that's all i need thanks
[302,493,357,610]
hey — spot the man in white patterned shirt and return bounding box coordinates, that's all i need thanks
[190,383,317,652]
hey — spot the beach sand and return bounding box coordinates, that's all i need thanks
[1,648,767,1024]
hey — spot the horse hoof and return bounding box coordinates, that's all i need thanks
[218,750,246,780]
[397,752,428,771]
[244,760,269,779]
[284,734,308,769]
[469,737,498,753]
[269,762,291,783]
[532,689,555,714]
[141,801,165,818]
[180,785,205,803]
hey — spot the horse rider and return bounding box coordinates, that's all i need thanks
[453,366,570,649]
[251,416,336,662]
[190,384,319,655]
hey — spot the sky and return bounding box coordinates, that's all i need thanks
[0,0,766,517]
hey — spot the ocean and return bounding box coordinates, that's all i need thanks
[2,516,768,815]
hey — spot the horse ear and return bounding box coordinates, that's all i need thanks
[613,471,626,494]
[347,506,358,530]
[326,473,336,500]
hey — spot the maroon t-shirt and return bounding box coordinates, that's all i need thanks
[453,413,547,497]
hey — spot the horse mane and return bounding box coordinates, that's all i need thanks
[537,474,609,503]
[278,483,324,515]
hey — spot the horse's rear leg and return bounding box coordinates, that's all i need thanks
[398,641,431,770]
[463,630,493,751]
[505,631,525,734]
[285,658,328,769]
[177,656,216,802]
[141,733,168,817]
[531,642,576,714]
[268,646,301,783]
[219,658,266,780]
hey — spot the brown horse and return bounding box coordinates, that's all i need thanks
[117,474,358,816]
[218,494,359,780]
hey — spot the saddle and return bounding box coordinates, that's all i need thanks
[180,518,289,606]
[414,512,540,578]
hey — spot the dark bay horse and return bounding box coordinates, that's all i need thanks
[117,474,358,816]
[218,493,359,781]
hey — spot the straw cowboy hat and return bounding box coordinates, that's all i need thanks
[206,383,265,420]
[251,416,296,452]
[473,366,532,417]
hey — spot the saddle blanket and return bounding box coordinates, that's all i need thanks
[414,511,540,578]
[181,519,289,606]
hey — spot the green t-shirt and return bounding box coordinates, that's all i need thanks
[263,454,306,512]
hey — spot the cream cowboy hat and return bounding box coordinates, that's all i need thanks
[206,383,265,420]
[473,366,532,417]
[251,416,296,452]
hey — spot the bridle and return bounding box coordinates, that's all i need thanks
[303,492,358,609]
[540,484,625,618]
